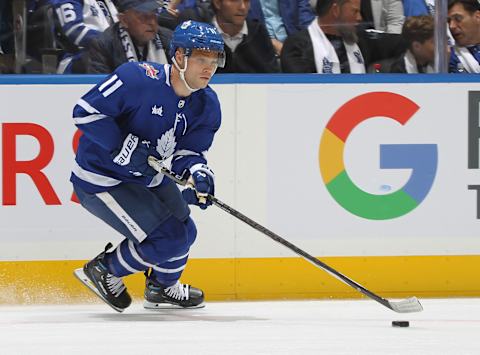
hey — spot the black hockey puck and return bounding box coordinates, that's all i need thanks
[392,321,409,327]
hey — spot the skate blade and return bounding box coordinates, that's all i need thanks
[143,300,205,310]
[73,268,125,313]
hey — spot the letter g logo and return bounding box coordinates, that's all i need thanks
[319,92,438,220]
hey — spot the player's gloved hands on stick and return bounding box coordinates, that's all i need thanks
[112,133,157,177]
[182,163,214,209]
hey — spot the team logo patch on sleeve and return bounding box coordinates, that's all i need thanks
[139,63,159,80]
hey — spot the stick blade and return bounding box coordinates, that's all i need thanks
[388,297,423,313]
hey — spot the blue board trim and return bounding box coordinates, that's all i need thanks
[0,73,479,85]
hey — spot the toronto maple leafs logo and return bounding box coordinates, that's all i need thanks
[152,105,163,116]
[139,63,159,80]
[471,45,480,63]
[181,20,192,29]
[156,128,177,159]
[353,51,364,64]
[322,57,333,73]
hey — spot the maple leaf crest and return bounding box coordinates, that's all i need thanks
[156,128,177,159]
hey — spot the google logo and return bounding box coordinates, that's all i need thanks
[319,92,438,220]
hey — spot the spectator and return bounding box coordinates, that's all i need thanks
[400,0,455,48]
[281,0,367,73]
[248,0,315,55]
[86,0,171,73]
[389,15,435,73]
[360,0,404,34]
[51,0,118,72]
[448,0,480,73]
[211,0,280,72]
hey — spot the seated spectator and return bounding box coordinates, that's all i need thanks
[360,0,404,34]
[85,0,172,73]
[448,0,480,73]
[388,15,435,73]
[400,0,455,48]
[281,0,367,73]
[51,0,118,72]
[211,0,280,73]
[247,0,315,55]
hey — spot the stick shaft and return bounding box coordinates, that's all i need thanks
[208,195,392,308]
[147,156,421,313]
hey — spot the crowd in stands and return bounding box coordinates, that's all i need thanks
[0,0,479,74]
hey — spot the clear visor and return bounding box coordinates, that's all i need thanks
[187,49,226,68]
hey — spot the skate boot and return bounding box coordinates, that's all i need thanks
[144,276,205,310]
[74,243,132,312]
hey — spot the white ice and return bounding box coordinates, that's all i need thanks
[0,298,478,355]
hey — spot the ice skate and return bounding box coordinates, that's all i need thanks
[74,243,132,312]
[143,276,205,310]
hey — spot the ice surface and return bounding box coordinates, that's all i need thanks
[0,298,478,355]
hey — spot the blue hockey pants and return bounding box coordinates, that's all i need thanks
[73,179,197,286]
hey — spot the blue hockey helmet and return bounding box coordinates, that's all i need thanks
[170,20,226,68]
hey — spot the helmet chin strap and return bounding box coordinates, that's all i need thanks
[172,56,200,93]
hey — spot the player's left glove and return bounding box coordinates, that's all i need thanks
[182,163,215,210]
[112,133,157,177]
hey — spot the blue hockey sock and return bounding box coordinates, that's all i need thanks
[149,251,190,286]
[104,239,150,277]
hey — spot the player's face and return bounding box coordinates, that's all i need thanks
[184,49,220,89]
[214,0,250,27]
[119,9,159,45]
[448,4,480,46]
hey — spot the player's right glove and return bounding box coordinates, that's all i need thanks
[182,164,215,209]
[112,133,157,177]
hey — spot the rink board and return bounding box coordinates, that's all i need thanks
[0,74,480,303]
[0,255,479,304]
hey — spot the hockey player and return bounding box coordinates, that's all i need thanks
[72,20,225,312]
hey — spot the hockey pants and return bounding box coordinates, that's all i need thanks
[73,179,197,286]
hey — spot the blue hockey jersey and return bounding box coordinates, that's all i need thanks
[51,0,117,48]
[71,62,222,194]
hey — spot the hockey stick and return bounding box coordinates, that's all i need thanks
[148,156,423,313]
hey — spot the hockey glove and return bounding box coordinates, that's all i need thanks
[112,133,157,177]
[182,163,215,209]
